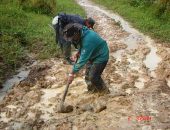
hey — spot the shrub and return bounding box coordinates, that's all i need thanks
[18,0,57,16]
[155,0,170,18]
[0,34,24,69]
[129,0,155,7]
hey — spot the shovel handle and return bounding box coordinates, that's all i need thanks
[61,82,70,103]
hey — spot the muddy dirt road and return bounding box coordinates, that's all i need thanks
[0,0,170,130]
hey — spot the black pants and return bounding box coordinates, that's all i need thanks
[85,61,108,91]
[54,25,71,59]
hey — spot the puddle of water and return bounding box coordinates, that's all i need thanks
[0,61,37,101]
[144,37,161,71]
[112,34,140,60]
[127,58,140,70]
[123,34,141,50]
[2,70,30,90]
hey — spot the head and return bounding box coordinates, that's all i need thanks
[63,23,83,48]
[85,17,95,29]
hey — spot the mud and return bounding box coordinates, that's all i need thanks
[0,0,170,130]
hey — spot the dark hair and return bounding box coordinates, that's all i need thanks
[86,17,95,26]
[63,23,83,41]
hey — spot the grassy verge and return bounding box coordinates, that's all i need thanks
[56,0,85,16]
[92,0,170,42]
[0,0,85,87]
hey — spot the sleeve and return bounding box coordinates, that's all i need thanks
[72,42,94,73]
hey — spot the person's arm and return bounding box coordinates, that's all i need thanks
[70,51,80,62]
[68,43,94,84]
[72,42,94,74]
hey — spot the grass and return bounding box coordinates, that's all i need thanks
[0,0,85,86]
[55,0,85,16]
[92,0,170,42]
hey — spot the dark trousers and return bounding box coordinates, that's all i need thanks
[85,61,108,91]
[54,25,71,59]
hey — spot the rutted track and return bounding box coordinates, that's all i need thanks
[0,0,170,130]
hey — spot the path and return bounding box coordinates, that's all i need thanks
[0,0,170,130]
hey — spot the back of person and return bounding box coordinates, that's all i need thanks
[81,27,109,63]
[58,13,84,29]
[52,13,95,65]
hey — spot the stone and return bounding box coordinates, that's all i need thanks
[93,101,107,113]
[79,104,93,112]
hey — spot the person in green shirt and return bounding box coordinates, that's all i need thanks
[63,23,109,93]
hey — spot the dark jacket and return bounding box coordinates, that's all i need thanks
[73,26,109,73]
[58,13,85,29]
[54,13,85,48]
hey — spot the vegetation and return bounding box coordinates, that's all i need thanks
[18,0,57,16]
[92,0,170,42]
[0,0,85,86]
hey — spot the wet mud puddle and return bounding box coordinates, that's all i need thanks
[0,61,37,101]
[0,0,169,130]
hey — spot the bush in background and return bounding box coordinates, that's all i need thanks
[129,0,155,7]
[155,0,170,18]
[18,0,57,16]
[0,34,24,69]
[129,0,170,18]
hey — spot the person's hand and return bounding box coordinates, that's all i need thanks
[70,52,80,63]
[70,55,77,62]
[68,73,74,84]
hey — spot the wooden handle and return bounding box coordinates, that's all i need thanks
[61,82,70,103]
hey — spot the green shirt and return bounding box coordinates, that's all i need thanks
[72,26,109,73]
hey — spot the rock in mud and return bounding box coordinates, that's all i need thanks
[93,100,107,113]
[79,104,94,112]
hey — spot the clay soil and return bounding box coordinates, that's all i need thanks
[0,0,170,130]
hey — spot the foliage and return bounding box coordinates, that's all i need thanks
[92,0,170,42]
[55,0,85,17]
[0,0,86,86]
[18,0,57,16]
[155,0,170,18]
[0,34,24,68]
[129,0,170,18]
[129,0,155,7]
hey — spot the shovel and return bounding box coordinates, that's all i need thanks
[58,55,79,113]
[58,82,73,113]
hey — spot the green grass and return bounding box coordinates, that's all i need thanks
[55,0,85,16]
[92,0,170,42]
[0,0,85,86]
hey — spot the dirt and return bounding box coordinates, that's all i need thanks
[0,0,170,130]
